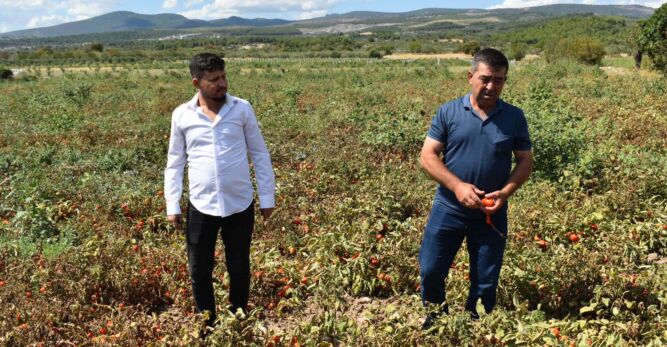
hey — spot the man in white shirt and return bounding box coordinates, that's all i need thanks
[164,53,276,328]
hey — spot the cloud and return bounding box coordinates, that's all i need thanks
[27,14,68,28]
[609,0,666,7]
[180,0,342,19]
[491,0,666,8]
[491,0,578,8]
[185,0,204,7]
[0,0,112,32]
[180,6,238,19]
[163,0,178,9]
[0,0,44,9]
[66,1,109,20]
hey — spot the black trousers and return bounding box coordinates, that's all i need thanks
[186,201,254,325]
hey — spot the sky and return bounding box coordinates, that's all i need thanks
[0,0,665,33]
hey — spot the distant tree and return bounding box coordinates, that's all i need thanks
[459,40,481,56]
[369,50,383,59]
[379,45,394,55]
[507,42,527,61]
[89,43,104,52]
[638,3,667,73]
[409,41,422,53]
[620,24,643,68]
[544,36,605,65]
[421,45,437,54]
[0,67,13,80]
[36,46,53,56]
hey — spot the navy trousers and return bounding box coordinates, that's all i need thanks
[419,201,507,314]
[186,201,254,326]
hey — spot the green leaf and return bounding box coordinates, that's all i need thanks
[580,303,597,314]
[591,212,604,222]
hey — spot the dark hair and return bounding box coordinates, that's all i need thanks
[472,48,509,73]
[189,53,225,79]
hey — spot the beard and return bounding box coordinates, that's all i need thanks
[200,89,226,103]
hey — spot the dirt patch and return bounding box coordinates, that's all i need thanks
[15,67,183,77]
[601,66,631,75]
[344,295,422,328]
[261,294,422,335]
[300,24,373,34]
[385,53,472,60]
[410,17,501,28]
[599,66,660,77]
[438,38,464,43]
[240,43,267,50]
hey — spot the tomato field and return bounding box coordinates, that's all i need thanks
[0,57,665,346]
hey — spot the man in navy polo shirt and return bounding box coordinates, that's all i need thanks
[419,48,533,328]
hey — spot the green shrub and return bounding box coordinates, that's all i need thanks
[459,41,480,55]
[369,50,383,59]
[409,41,422,53]
[13,198,60,242]
[0,67,12,80]
[360,111,426,154]
[545,36,606,65]
[638,3,667,73]
[89,43,104,52]
[518,81,586,181]
[507,42,527,61]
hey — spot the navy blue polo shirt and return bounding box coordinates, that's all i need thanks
[427,93,532,219]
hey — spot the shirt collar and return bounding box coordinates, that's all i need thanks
[186,93,199,111]
[463,92,505,116]
[187,92,238,112]
[463,92,473,110]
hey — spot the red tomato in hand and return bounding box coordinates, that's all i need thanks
[481,198,495,207]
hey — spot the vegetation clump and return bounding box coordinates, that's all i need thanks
[638,3,667,73]
[544,36,606,65]
[0,67,12,80]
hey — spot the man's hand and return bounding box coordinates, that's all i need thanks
[260,208,274,220]
[453,182,485,209]
[481,191,507,215]
[167,214,182,229]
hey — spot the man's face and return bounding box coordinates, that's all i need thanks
[468,62,507,106]
[194,69,228,102]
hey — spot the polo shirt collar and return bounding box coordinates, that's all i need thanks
[463,92,506,117]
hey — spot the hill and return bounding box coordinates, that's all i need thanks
[0,4,654,39]
[1,12,292,38]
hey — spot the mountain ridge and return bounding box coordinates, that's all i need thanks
[0,4,655,39]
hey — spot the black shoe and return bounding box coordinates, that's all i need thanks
[422,315,435,330]
[467,310,480,321]
[422,303,448,331]
[228,305,246,317]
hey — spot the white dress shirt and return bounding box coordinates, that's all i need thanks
[164,93,275,217]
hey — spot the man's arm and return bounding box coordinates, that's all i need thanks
[244,105,276,219]
[483,150,533,214]
[164,111,187,227]
[419,137,485,209]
